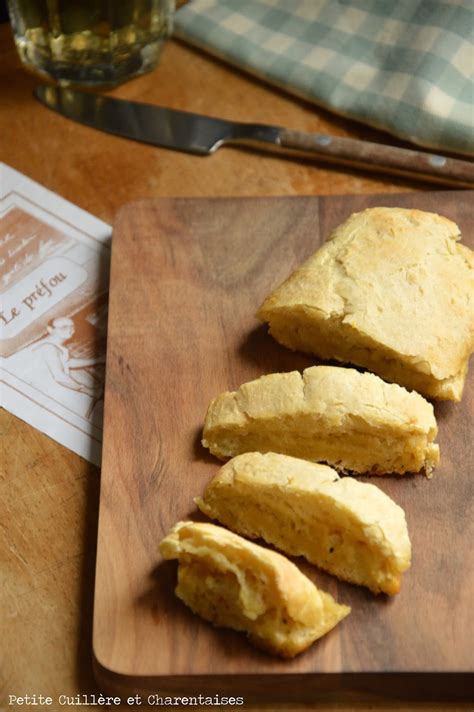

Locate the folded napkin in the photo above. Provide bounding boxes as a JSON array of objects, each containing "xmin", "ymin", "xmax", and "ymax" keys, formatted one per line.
[{"xmin": 174, "ymin": 0, "xmax": 473, "ymax": 156}]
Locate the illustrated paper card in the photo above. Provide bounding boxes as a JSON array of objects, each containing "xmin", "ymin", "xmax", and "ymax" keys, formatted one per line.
[{"xmin": 0, "ymin": 163, "xmax": 111, "ymax": 465}]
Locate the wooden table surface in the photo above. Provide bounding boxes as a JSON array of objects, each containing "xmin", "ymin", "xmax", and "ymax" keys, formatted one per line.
[{"xmin": 0, "ymin": 21, "xmax": 472, "ymax": 712}]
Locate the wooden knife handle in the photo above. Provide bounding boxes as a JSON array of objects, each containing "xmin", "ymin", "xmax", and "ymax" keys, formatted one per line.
[{"xmin": 278, "ymin": 128, "xmax": 474, "ymax": 187}]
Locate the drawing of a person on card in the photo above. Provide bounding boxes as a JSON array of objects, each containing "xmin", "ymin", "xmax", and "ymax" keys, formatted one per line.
[
  {"xmin": 34, "ymin": 315, "xmax": 103, "ymax": 385},
  {"xmin": 8, "ymin": 315, "xmax": 105, "ymax": 421}
]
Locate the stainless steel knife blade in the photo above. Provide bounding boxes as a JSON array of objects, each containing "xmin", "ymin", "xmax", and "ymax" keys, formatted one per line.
[
  {"xmin": 34, "ymin": 84, "xmax": 280, "ymax": 155},
  {"xmin": 34, "ymin": 85, "xmax": 474, "ymax": 187}
]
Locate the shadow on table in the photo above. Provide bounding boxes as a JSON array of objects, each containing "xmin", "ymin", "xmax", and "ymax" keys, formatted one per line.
[{"xmin": 76, "ymin": 460, "xmax": 101, "ymax": 694}]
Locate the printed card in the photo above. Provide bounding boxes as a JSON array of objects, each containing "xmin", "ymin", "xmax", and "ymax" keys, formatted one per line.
[{"xmin": 0, "ymin": 163, "xmax": 111, "ymax": 465}]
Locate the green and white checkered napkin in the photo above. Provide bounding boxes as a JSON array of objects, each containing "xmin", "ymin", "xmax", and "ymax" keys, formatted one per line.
[{"xmin": 174, "ymin": 0, "xmax": 473, "ymax": 155}]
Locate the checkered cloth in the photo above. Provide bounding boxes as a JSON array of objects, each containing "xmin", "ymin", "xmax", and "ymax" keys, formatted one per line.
[{"xmin": 174, "ymin": 0, "xmax": 473, "ymax": 156}]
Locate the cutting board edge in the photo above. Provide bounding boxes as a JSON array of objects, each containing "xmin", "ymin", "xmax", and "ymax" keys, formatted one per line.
[
  {"xmin": 111, "ymin": 189, "xmax": 473, "ymax": 223},
  {"xmin": 92, "ymin": 653, "xmax": 474, "ymax": 702}
]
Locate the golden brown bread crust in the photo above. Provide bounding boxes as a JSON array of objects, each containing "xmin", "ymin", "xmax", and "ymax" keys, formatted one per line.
[
  {"xmin": 159, "ymin": 521, "xmax": 350, "ymax": 658},
  {"xmin": 197, "ymin": 452, "xmax": 412, "ymax": 595},
  {"xmin": 202, "ymin": 365, "xmax": 439, "ymax": 475},
  {"xmin": 257, "ymin": 208, "xmax": 474, "ymax": 401}
]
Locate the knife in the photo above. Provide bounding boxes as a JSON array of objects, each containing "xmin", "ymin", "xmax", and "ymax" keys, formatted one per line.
[{"xmin": 34, "ymin": 85, "xmax": 474, "ymax": 188}]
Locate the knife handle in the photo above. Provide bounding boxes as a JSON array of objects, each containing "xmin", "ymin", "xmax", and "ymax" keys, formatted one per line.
[{"xmin": 278, "ymin": 128, "xmax": 474, "ymax": 188}]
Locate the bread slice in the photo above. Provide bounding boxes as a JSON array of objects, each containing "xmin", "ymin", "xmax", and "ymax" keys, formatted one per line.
[
  {"xmin": 159, "ymin": 521, "xmax": 350, "ymax": 658},
  {"xmin": 202, "ymin": 365, "xmax": 439, "ymax": 476},
  {"xmin": 197, "ymin": 452, "xmax": 412, "ymax": 595},
  {"xmin": 258, "ymin": 208, "xmax": 474, "ymax": 401}
]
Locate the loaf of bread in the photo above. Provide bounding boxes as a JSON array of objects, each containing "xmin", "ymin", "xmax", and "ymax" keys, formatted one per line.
[
  {"xmin": 258, "ymin": 208, "xmax": 474, "ymax": 401},
  {"xmin": 197, "ymin": 452, "xmax": 412, "ymax": 595},
  {"xmin": 159, "ymin": 521, "xmax": 350, "ymax": 658},
  {"xmin": 202, "ymin": 365, "xmax": 439, "ymax": 476}
]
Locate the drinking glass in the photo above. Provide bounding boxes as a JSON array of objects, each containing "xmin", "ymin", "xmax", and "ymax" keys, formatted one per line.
[{"xmin": 7, "ymin": 0, "xmax": 174, "ymax": 86}]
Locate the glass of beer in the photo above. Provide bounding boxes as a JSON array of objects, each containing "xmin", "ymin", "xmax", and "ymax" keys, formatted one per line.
[{"xmin": 7, "ymin": 0, "xmax": 175, "ymax": 86}]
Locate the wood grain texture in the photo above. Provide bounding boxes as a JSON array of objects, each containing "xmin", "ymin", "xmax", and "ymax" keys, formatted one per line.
[
  {"xmin": 94, "ymin": 191, "xmax": 474, "ymax": 699},
  {"xmin": 278, "ymin": 130, "xmax": 474, "ymax": 188},
  {"xmin": 0, "ymin": 409, "xmax": 101, "ymax": 700}
]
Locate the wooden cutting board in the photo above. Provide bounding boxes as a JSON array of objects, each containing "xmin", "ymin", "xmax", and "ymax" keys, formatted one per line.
[{"xmin": 94, "ymin": 192, "xmax": 474, "ymax": 700}]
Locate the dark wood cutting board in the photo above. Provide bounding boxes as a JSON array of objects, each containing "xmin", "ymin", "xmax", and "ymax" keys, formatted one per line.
[{"xmin": 94, "ymin": 192, "xmax": 474, "ymax": 700}]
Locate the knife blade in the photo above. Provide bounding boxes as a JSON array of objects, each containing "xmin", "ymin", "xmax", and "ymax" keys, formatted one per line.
[{"xmin": 34, "ymin": 85, "xmax": 474, "ymax": 188}]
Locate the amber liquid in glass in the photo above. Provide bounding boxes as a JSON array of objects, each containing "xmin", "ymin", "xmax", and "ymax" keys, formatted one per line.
[{"xmin": 7, "ymin": 0, "xmax": 173, "ymax": 85}]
